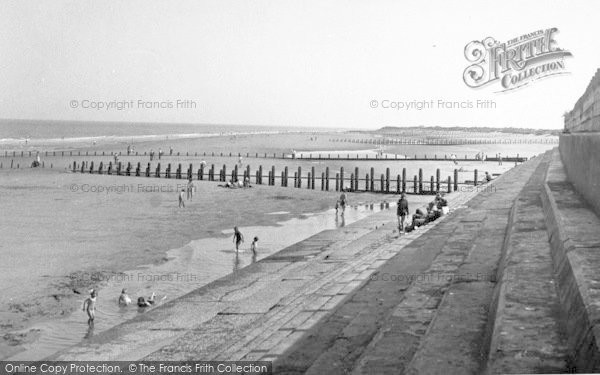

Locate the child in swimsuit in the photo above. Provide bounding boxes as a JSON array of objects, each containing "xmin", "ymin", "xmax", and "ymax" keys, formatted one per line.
[
  {"xmin": 137, "ymin": 292, "xmax": 156, "ymax": 307},
  {"xmin": 233, "ymin": 227, "xmax": 244, "ymax": 252},
  {"xmin": 82, "ymin": 289, "xmax": 97, "ymax": 325},
  {"xmin": 250, "ymin": 236, "xmax": 258, "ymax": 255},
  {"xmin": 118, "ymin": 288, "xmax": 131, "ymax": 306},
  {"xmin": 339, "ymin": 193, "xmax": 347, "ymax": 216}
]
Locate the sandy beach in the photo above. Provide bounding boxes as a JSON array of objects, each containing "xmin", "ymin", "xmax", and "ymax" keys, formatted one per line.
[
  {"xmin": 0, "ymin": 156, "xmax": 410, "ymax": 359},
  {"xmin": 0, "ymin": 129, "xmax": 557, "ymax": 359}
]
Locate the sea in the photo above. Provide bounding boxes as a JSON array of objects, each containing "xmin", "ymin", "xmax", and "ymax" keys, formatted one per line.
[{"xmin": 0, "ymin": 119, "xmax": 335, "ymax": 146}]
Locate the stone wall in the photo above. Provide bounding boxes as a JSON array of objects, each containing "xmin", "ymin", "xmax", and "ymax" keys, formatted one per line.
[
  {"xmin": 560, "ymin": 68, "xmax": 600, "ymax": 216},
  {"xmin": 559, "ymin": 133, "xmax": 600, "ymax": 216},
  {"xmin": 563, "ymin": 69, "xmax": 600, "ymax": 132}
]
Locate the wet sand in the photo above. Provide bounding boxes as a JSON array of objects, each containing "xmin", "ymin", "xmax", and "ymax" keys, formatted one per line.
[
  {"xmin": 7, "ymin": 202, "xmax": 401, "ymax": 360},
  {"xmin": 0, "ymin": 166, "xmax": 403, "ymax": 359}
]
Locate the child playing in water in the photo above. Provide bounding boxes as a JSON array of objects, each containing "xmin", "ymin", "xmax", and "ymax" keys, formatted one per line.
[
  {"xmin": 118, "ymin": 288, "xmax": 131, "ymax": 306},
  {"xmin": 137, "ymin": 292, "xmax": 156, "ymax": 307},
  {"xmin": 339, "ymin": 193, "xmax": 347, "ymax": 216},
  {"xmin": 233, "ymin": 227, "xmax": 244, "ymax": 252},
  {"xmin": 178, "ymin": 189, "xmax": 185, "ymax": 208},
  {"xmin": 250, "ymin": 236, "xmax": 258, "ymax": 255},
  {"xmin": 82, "ymin": 289, "xmax": 97, "ymax": 325}
]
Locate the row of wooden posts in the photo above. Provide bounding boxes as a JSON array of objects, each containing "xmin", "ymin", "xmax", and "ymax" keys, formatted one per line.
[
  {"xmin": 0, "ymin": 160, "xmax": 52, "ymax": 169},
  {"xmin": 330, "ymin": 137, "xmax": 558, "ymax": 145},
  {"xmin": 4, "ymin": 149, "xmax": 526, "ymax": 162},
  {"xmin": 72, "ymin": 160, "xmax": 487, "ymax": 194}
]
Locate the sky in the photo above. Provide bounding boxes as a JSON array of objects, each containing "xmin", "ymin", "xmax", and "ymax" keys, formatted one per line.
[{"xmin": 0, "ymin": 0, "xmax": 599, "ymax": 130}]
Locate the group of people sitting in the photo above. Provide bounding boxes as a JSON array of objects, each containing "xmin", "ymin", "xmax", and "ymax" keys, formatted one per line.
[
  {"xmin": 222, "ymin": 177, "xmax": 252, "ymax": 189},
  {"xmin": 397, "ymin": 192, "xmax": 448, "ymax": 233}
]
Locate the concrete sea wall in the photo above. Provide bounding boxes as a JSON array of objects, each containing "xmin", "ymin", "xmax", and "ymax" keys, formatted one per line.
[
  {"xmin": 559, "ymin": 133, "xmax": 600, "ymax": 216},
  {"xmin": 561, "ymin": 68, "xmax": 600, "ymax": 216}
]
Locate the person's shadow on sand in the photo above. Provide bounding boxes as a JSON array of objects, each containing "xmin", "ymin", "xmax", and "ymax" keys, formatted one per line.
[
  {"xmin": 233, "ymin": 252, "xmax": 241, "ymax": 272},
  {"xmin": 335, "ymin": 215, "xmax": 345, "ymax": 228},
  {"xmin": 84, "ymin": 322, "xmax": 94, "ymax": 339},
  {"xmin": 220, "ymin": 249, "xmax": 241, "ymax": 254}
]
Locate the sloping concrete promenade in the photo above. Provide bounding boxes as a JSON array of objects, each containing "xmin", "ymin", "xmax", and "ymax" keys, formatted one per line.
[
  {"xmin": 274, "ymin": 151, "xmax": 564, "ymax": 374},
  {"xmin": 50, "ymin": 149, "xmax": 600, "ymax": 374}
]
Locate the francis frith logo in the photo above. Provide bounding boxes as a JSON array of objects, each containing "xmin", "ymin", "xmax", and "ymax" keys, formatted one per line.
[{"xmin": 463, "ymin": 27, "xmax": 572, "ymax": 92}]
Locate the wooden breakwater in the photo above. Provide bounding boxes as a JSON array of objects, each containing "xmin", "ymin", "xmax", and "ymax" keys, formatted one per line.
[
  {"xmin": 0, "ymin": 160, "xmax": 53, "ymax": 169},
  {"xmin": 329, "ymin": 137, "xmax": 558, "ymax": 145},
  {"xmin": 2, "ymin": 149, "xmax": 527, "ymax": 163},
  {"xmin": 69, "ymin": 160, "xmax": 496, "ymax": 195}
]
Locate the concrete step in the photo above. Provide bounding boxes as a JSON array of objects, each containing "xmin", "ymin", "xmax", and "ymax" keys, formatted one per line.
[
  {"xmin": 484, "ymin": 151, "xmax": 571, "ymax": 374},
  {"xmin": 272, "ymin": 156, "xmax": 543, "ymax": 374},
  {"xmin": 401, "ymin": 156, "xmax": 545, "ymax": 375}
]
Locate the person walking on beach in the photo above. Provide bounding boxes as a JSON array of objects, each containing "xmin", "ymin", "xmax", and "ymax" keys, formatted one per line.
[
  {"xmin": 178, "ymin": 189, "xmax": 185, "ymax": 208},
  {"xmin": 339, "ymin": 192, "xmax": 347, "ymax": 216},
  {"xmin": 150, "ymin": 149, "xmax": 154, "ymax": 161},
  {"xmin": 187, "ymin": 178, "xmax": 194, "ymax": 200},
  {"xmin": 250, "ymin": 236, "xmax": 258, "ymax": 255},
  {"xmin": 82, "ymin": 289, "xmax": 97, "ymax": 325},
  {"xmin": 158, "ymin": 148, "xmax": 163, "ymax": 160},
  {"xmin": 397, "ymin": 193, "xmax": 409, "ymax": 232},
  {"xmin": 170, "ymin": 146, "xmax": 173, "ymax": 156},
  {"xmin": 233, "ymin": 227, "xmax": 244, "ymax": 252},
  {"xmin": 450, "ymin": 154, "xmax": 458, "ymax": 165},
  {"xmin": 498, "ymin": 153, "xmax": 503, "ymax": 165}
]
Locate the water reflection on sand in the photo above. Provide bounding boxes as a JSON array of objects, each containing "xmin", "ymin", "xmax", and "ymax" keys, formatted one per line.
[{"xmin": 8, "ymin": 202, "xmax": 389, "ymax": 360}]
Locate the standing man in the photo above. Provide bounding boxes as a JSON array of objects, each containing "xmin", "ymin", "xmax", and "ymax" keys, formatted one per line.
[
  {"xmin": 397, "ymin": 193, "xmax": 409, "ymax": 232},
  {"xmin": 187, "ymin": 178, "xmax": 194, "ymax": 200}
]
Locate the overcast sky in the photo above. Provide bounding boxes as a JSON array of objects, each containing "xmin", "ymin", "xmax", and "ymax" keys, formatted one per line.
[{"xmin": 1, "ymin": 0, "xmax": 598, "ymax": 129}]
